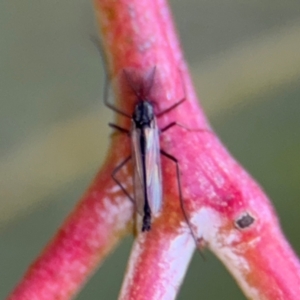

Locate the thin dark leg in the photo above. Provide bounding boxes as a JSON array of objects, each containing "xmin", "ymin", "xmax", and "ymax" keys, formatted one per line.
[
  {"xmin": 103, "ymin": 74, "xmax": 132, "ymax": 118},
  {"xmin": 111, "ymin": 156, "xmax": 135, "ymax": 204},
  {"xmin": 91, "ymin": 37, "xmax": 131, "ymax": 118},
  {"xmin": 160, "ymin": 149, "xmax": 202, "ymax": 251},
  {"xmin": 157, "ymin": 67, "xmax": 187, "ymax": 117},
  {"xmin": 160, "ymin": 121, "xmax": 178, "ymax": 133},
  {"xmin": 161, "ymin": 121, "xmax": 211, "ymax": 134},
  {"xmin": 109, "ymin": 123, "xmax": 129, "ymax": 134},
  {"xmin": 156, "ymin": 98, "xmax": 186, "ymax": 118}
]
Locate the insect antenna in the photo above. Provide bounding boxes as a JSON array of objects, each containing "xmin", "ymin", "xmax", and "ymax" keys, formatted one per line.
[
  {"xmin": 123, "ymin": 67, "xmax": 157, "ymax": 101},
  {"xmin": 142, "ymin": 66, "xmax": 157, "ymax": 98}
]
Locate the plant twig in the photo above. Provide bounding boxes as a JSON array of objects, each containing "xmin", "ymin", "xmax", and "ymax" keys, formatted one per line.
[{"xmin": 8, "ymin": 0, "xmax": 300, "ymax": 299}]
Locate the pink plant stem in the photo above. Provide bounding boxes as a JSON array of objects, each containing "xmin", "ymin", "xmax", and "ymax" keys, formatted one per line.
[
  {"xmin": 8, "ymin": 152, "xmax": 134, "ymax": 300},
  {"xmin": 8, "ymin": 0, "xmax": 300, "ymax": 299},
  {"xmin": 96, "ymin": 0, "xmax": 300, "ymax": 298}
]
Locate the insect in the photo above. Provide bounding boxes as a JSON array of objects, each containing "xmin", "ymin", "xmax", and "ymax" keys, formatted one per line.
[{"xmin": 105, "ymin": 68, "xmax": 186, "ymax": 232}]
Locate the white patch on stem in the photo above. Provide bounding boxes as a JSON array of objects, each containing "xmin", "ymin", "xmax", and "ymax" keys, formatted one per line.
[{"xmin": 190, "ymin": 207, "xmax": 262, "ymax": 299}]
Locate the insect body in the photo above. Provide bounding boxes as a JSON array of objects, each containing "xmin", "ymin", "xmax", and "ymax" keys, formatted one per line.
[
  {"xmin": 131, "ymin": 101, "xmax": 162, "ymax": 231},
  {"xmin": 105, "ymin": 68, "xmax": 185, "ymax": 232}
]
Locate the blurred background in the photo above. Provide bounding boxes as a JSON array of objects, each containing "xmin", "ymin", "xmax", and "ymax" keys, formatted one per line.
[{"xmin": 1, "ymin": 0, "xmax": 300, "ymax": 299}]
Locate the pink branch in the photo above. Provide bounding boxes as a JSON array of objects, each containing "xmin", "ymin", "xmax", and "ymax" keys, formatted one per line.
[
  {"xmin": 8, "ymin": 0, "xmax": 300, "ymax": 299},
  {"xmin": 8, "ymin": 155, "xmax": 134, "ymax": 299}
]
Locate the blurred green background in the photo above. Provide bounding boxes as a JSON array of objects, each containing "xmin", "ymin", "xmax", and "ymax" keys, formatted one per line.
[{"xmin": 1, "ymin": 0, "xmax": 300, "ymax": 299}]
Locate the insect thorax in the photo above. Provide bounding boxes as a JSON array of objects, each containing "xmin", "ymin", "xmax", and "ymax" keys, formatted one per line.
[{"xmin": 133, "ymin": 101, "xmax": 154, "ymax": 127}]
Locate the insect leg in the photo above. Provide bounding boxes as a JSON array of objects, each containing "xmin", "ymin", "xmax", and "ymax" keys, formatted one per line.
[
  {"xmin": 91, "ymin": 37, "xmax": 131, "ymax": 118},
  {"xmin": 160, "ymin": 121, "xmax": 178, "ymax": 133},
  {"xmin": 156, "ymin": 66, "xmax": 188, "ymax": 117},
  {"xmin": 103, "ymin": 73, "xmax": 132, "ymax": 118},
  {"xmin": 109, "ymin": 123, "xmax": 129, "ymax": 134},
  {"xmin": 160, "ymin": 149, "xmax": 201, "ymax": 249},
  {"xmin": 111, "ymin": 156, "xmax": 135, "ymax": 204},
  {"xmin": 156, "ymin": 98, "xmax": 186, "ymax": 118},
  {"xmin": 160, "ymin": 121, "xmax": 211, "ymax": 134}
]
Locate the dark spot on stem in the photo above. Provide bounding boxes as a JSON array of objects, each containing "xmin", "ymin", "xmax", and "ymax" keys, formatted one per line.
[{"xmin": 235, "ymin": 212, "xmax": 255, "ymax": 229}]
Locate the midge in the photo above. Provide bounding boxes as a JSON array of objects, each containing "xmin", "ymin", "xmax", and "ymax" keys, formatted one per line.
[{"xmin": 105, "ymin": 68, "xmax": 185, "ymax": 232}]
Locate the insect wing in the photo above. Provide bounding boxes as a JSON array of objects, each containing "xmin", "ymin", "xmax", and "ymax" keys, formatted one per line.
[
  {"xmin": 131, "ymin": 119, "xmax": 163, "ymax": 217},
  {"xmin": 131, "ymin": 123, "xmax": 146, "ymax": 216},
  {"xmin": 145, "ymin": 118, "xmax": 162, "ymax": 215}
]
